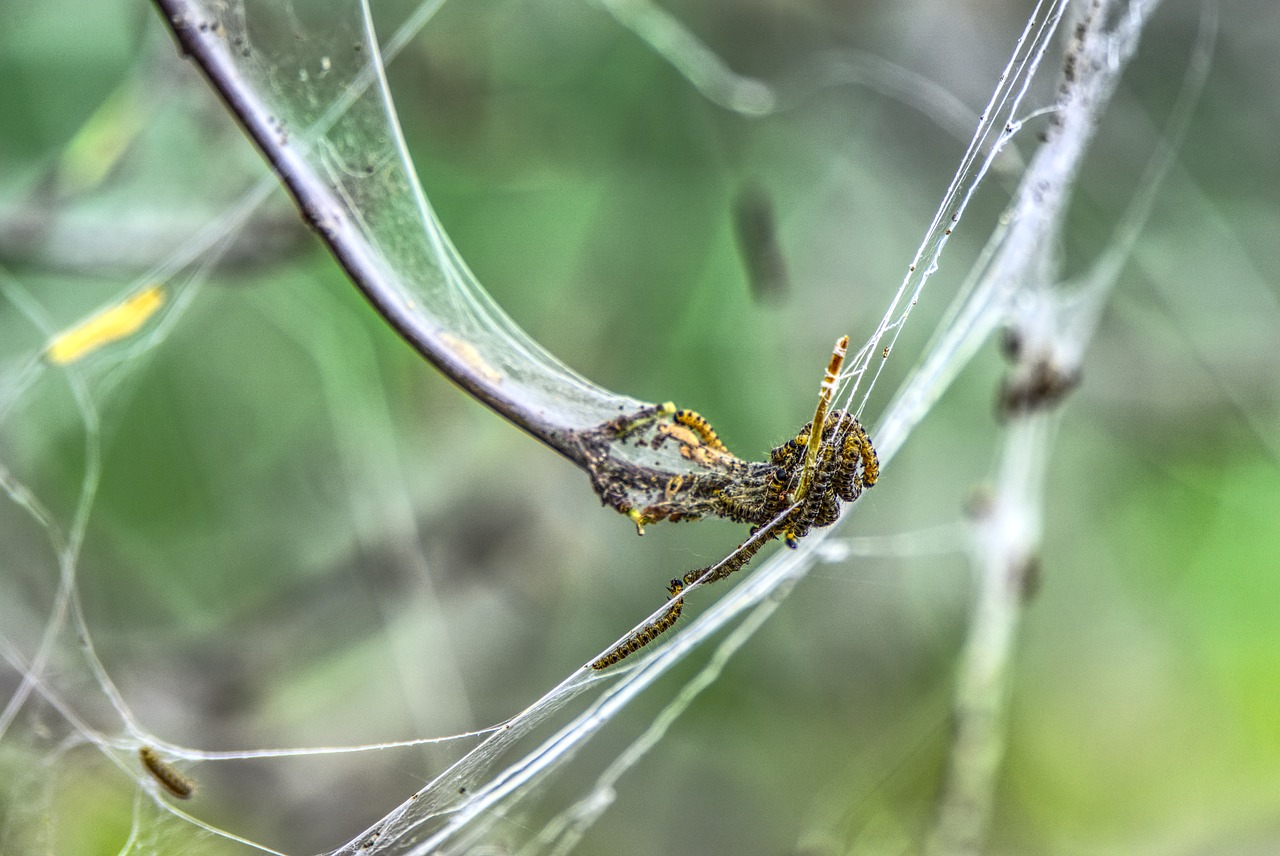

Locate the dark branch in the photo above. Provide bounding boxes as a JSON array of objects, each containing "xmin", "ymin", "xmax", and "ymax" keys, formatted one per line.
[{"xmin": 150, "ymin": 0, "xmax": 586, "ymax": 461}]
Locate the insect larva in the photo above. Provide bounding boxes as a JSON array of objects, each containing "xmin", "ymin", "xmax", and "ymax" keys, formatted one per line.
[
  {"xmin": 139, "ymin": 746, "xmax": 196, "ymax": 799},
  {"xmin": 590, "ymin": 580, "xmax": 686, "ymax": 670},
  {"xmin": 673, "ymin": 408, "xmax": 728, "ymax": 452},
  {"xmin": 439, "ymin": 331, "xmax": 503, "ymax": 385},
  {"xmin": 732, "ymin": 184, "xmax": 790, "ymax": 304},
  {"xmin": 587, "ymin": 336, "xmax": 879, "ymax": 667},
  {"xmin": 46, "ymin": 284, "xmax": 166, "ymax": 366}
]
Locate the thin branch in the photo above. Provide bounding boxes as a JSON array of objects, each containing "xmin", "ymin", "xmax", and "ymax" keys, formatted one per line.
[
  {"xmin": 923, "ymin": 1, "xmax": 1211, "ymax": 852},
  {"xmin": 151, "ymin": 0, "xmax": 588, "ymax": 459}
]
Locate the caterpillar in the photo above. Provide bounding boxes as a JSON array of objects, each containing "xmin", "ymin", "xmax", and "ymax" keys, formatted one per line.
[{"xmin": 139, "ymin": 746, "xmax": 196, "ymax": 799}]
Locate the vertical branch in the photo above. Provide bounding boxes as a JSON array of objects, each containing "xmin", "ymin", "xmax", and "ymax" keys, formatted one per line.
[
  {"xmin": 797, "ymin": 335, "xmax": 848, "ymax": 500},
  {"xmin": 925, "ymin": 417, "xmax": 1050, "ymax": 856},
  {"xmin": 922, "ymin": 0, "xmax": 1187, "ymax": 852}
]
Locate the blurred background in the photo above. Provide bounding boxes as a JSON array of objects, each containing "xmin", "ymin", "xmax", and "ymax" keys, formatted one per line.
[{"xmin": 1, "ymin": 0, "xmax": 1279, "ymax": 853}]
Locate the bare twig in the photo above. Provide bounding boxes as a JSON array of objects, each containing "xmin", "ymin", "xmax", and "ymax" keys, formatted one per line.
[
  {"xmin": 923, "ymin": 1, "xmax": 1214, "ymax": 852},
  {"xmin": 151, "ymin": 0, "xmax": 615, "ymax": 462}
]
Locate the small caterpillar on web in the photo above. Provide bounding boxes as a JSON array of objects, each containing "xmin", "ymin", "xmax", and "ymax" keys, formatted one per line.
[
  {"xmin": 46, "ymin": 284, "xmax": 166, "ymax": 365},
  {"xmin": 139, "ymin": 746, "xmax": 196, "ymax": 799}
]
